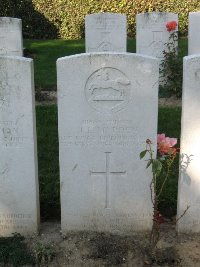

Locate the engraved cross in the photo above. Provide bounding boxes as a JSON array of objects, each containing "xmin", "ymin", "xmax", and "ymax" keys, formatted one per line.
[{"xmin": 90, "ymin": 152, "xmax": 126, "ymax": 209}]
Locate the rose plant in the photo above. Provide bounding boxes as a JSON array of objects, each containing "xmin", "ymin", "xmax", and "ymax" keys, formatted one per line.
[
  {"xmin": 140, "ymin": 134, "xmax": 179, "ymax": 254},
  {"xmin": 160, "ymin": 20, "xmax": 183, "ymax": 98}
]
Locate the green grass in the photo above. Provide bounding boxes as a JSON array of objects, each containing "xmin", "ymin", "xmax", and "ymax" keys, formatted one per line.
[
  {"xmin": 36, "ymin": 105, "xmax": 60, "ymax": 221},
  {"xmin": 24, "ymin": 39, "xmax": 136, "ymax": 89},
  {"xmin": 24, "ymin": 38, "xmax": 187, "ymax": 90},
  {"xmin": 24, "ymin": 39, "xmax": 85, "ymax": 89},
  {"xmin": 0, "ymin": 234, "xmax": 34, "ymax": 266},
  {"xmin": 179, "ymin": 37, "xmax": 188, "ymax": 58},
  {"xmin": 158, "ymin": 107, "xmax": 182, "ymax": 217},
  {"xmin": 36, "ymin": 105, "xmax": 181, "ymax": 220}
]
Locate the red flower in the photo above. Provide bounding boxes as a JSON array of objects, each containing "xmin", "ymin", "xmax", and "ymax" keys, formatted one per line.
[{"xmin": 166, "ymin": 21, "xmax": 177, "ymax": 32}]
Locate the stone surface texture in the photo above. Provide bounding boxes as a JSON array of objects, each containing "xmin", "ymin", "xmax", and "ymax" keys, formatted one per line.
[
  {"xmin": 0, "ymin": 17, "xmax": 23, "ymax": 56},
  {"xmin": 136, "ymin": 12, "xmax": 178, "ymax": 60},
  {"xmin": 85, "ymin": 13, "xmax": 127, "ymax": 52},
  {"xmin": 57, "ymin": 52, "xmax": 159, "ymax": 234},
  {"xmin": 0, "ymin": 56, "xmax": 39, "ymax": 236},
  {"xmin": 177, "ymin": 55, "xmax": 200, "ymax": 233},
  {"xmin": 188, "ymin": 12, "xmax": 200, "ymax": 55}
]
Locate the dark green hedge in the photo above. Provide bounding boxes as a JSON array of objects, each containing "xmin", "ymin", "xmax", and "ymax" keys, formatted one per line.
[
  {"xmin": 1, "ymin": 0, "xmax": 200, "ymax": 39},
  {"xmin": 0, "ymin": 0, "xmax": 58, "ymax": 39}
]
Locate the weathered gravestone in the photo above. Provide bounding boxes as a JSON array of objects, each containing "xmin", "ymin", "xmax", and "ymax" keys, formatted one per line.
[
  {"xmin": 136, "ymin": 12, "xmax": 178, "ymax": 60},
  {"xmin": 0, "ymin": 17, "xmax": 23, "ymax": 56},
  {"xmin": 0, "ymin": 56, "xmax": 39, "ymax": 236},
  {"xmin": 188, "ymin": 12, "xmax": 200, "ymax": 55},
  {"xmin": 177, "ymin": 55, "xmax": 200, "ymax": 233},
  {"xmin": 85, "ymin": 13, "xmax": 127, "ymax": 52},
  {"xmin": 57, "ymin": 53, "xmax": 159, "ymax": 233}
]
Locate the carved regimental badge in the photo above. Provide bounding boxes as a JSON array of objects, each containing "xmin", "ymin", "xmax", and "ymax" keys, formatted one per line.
[{"xmin": 85, "ymin": 67, "xmax": 131, "ymax": 112}]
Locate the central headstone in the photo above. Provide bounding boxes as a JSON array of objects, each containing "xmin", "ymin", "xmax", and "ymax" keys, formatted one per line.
[
  {"xmin": 0, "ymin": 56, "xmax": 39, "ymax": 236},
  {"xmin": 0, "ymin": 17, "xmax": 23, "ymax": 56},
  {"xmin": 57, "ymin": 53, "xmax": 159, "ymax": 233},
  {"xmin": 85, "ymin": 13, "xmax": 127, "ymax": 52}
]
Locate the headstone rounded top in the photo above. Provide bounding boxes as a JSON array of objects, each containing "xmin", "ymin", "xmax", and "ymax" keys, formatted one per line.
[
  {"xmin": 137, "ymin": 12, "xmax": 177, "ymax": 16},
  {"xmin": 0, "ymin": 17, "xmax": 22, "ymax": 25},
  {"xmin": 136, "ymin": 12, "xmax": 178, "ymax": 22},
  {"xmin": 0, "ymin": 55, "xmax": 32, "ymax": 62},
  {"xmin": 184, "ymin": 54, "xmax": 200, "ymax": 61},
  {"xmin": 189, "ymin": 11, "xmax": 200, "ymax": 16},
  {"xmin": 86, "ymin": 13, "xmax": 126, "ymax": 19},
  {"xmin": 57, "ymin": 52, "xmax": 159, "ymax": 64}
]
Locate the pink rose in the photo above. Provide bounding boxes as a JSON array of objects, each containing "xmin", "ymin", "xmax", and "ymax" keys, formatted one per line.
[
  {"xmin": 157, "ymin": 134, "xmax": 177, "ymax": 155},
  {"xmin": 157, "ymin": 133, "xmax": 166, "ymax": 143},
  {"xmin": 165, "ymin": 137, "xmax": 177, "ymax": 147}
]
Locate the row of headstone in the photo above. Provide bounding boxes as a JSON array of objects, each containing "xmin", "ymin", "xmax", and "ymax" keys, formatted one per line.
[
  {"xmin": 85, "ymin": 12, "xmax": 178, "ymax": 60},
  {"xmin": 2, "ymin": 51, "xmax": 200, "ymax": 236},
  {"xmin": 58, "ymin": 54, "xmax": 200, "ymax": 234},
  {"xmin": 56, "ymin": 11, "xmax": 200, "ymax": 234},
  {"xmin": 1, "ymin": 12, "xmax": 200, "ymax": 237},
  {"xmin": 1, "ymin": 12, "xmax": 200, "ymax": 57},
  {"xmin": 85, "ymin": 11, "xmax": 200, "ymax": 57}
]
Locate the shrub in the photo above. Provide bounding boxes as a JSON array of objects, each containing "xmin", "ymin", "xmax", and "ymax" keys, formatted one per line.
[{"xmin": 1, "ymin": 0, "xmax": 200, "ymax": 39}]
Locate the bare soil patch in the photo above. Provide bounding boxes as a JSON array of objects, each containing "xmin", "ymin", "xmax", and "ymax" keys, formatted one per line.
[{"xmin": 21, "ymin": 221, "xmax": 200, "ymax": 267}]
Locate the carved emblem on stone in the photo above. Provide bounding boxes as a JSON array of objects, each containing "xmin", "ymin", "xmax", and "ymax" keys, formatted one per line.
[{"xmin": 85, "ymin": 67, "xmax": 131, "ymax": 112}]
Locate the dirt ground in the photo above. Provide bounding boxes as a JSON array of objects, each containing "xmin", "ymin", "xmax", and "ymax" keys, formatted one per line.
[{"xmin": 24, "ymin": 220, "xmax": 200, "ymax": 267}]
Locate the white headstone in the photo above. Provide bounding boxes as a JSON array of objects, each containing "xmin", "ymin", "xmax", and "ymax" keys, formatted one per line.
[
  {"xmin": 85, "ymin": 13, "xmax": 127, "ymax": 52},
  {"xmin": 0, "ymin": 17, "xmax": 23, "ymax": 56},
  {"xmin": 57, "ymin": 53, "xmax": 159, "ymax": 234},
  {"xmin": 177, "ymin": 55, "xmax": 200, "ymax": 233},
  {"xmin": 0, "ymin": 56, "xmax": 39, "ymax": 236},
  {"xmin": 188, "ymin": 12, "xmax": 200, "ymax": 55},
  {"xmin": 136, "ymin": 12, "xmax": 178, "ymax": 59}
]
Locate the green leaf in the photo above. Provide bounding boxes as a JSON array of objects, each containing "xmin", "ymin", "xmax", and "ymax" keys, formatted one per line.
[
  {"xmin": 152, "ymin": 160, "xmax": 162, "ymax": 176},
  {"xmin": 146, "ymin": 160, "xmax": 153, "ymax": 169},
  {"xmin": 140, "ymin": 150, "xmax": 147, "ymax": 159}
]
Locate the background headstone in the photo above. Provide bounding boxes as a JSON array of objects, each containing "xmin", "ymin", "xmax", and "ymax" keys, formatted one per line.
[
  {"xmin": 177, "ymin": 55, "xmax": 200, "ymax": 233},
  {"xmin": 57, "ymin": 53, "xmax": 159, "ymax": 234},
  {"xmin": 0, "ymin": 17, "xmax": 23, "ymax": 56},
  {"xmin": 188, "ymin": 12, "xmax": 200, "ymax": 55},
  {"xmin": 0, "ymin": 56, "xmax": 39, "ymax": 236},
  {"xmin": 85, "ymin": 13, "xmax": 127, "ymax": 52},
  {"xmin": 136, "ymin": 12, "xmax": 178, "ymax": 60}
]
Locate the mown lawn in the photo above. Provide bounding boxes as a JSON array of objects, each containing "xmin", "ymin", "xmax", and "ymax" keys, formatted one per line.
[{"xmin": 24, "ymin": 38, "xmax": 187, "ymax": 90}]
